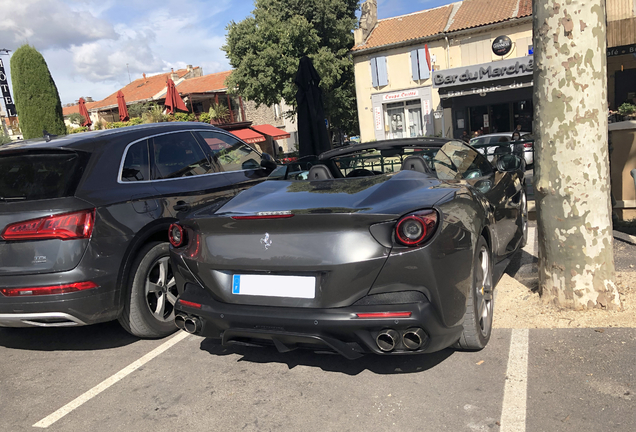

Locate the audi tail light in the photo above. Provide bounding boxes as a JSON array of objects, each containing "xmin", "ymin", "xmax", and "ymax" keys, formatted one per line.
[
  {"xmin": 1, "ymin": 281, "xmax": 99, "ymax": 297},
  {"xmin": 1, "ymin": 209, "xmax": 95, "ymax": 241},
  {"xmin": 395, "ymin": 210, "xmax": 438, "ymax": 246},
  {"xmin": 523, "ymin": 142, "xmax": 533, "ymax": 148},
  {"xmin": 169, "ymin": 223, "xmax": 186, "ymax": 247}
]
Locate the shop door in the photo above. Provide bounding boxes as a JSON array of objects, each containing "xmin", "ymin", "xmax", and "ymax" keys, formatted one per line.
[
  {"xmin": 469, "ymin": 106, "xmax": 489, "ymax": 135},
  {"xmin": 491, "ymin": 103, "xmax": 511, "ymax": 133},
  {"xmin": 513, "ymin": 100, "xmax": 533, "ymax": 132},
  {"xmin": 406, "ymin": 105, "xmax": 423, "ymax": 137}
]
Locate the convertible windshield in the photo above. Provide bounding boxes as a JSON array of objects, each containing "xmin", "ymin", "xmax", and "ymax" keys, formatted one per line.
[{"xmin": 330, "ymin": 141, "xmax": 492, "ymax": 180}]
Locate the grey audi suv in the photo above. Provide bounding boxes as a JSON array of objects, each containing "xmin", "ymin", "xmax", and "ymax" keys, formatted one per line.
[{"xmin": 0, "ymin": 122, "xmax": 274, "ymax": 337}]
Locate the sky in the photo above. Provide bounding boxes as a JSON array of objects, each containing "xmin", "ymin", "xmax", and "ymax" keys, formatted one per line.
[{"xmin": 0, "ymin": 0, "xmax": 456, "ymax": 106}]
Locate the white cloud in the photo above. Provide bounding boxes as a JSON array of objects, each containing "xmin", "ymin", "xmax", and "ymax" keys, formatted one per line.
[
  {"xmin": 0, "ymin": 0, "xmax": 116, "ymax": 51},
  {"xmin": 1, "ymin": 0, "xmax": 251, "ymax": 104}
]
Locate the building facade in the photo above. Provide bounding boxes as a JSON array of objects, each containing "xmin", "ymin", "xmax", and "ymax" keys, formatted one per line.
[{"xmin": 352, "ymin": 0, "xmax": 635, "ymax": 141}]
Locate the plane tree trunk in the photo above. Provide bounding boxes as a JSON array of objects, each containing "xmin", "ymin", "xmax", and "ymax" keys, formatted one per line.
[{"xmin": 533, "ymin": 0, "xmax": 621, "ymax": 309}]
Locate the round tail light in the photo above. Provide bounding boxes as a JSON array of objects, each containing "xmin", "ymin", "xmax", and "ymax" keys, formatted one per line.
[
  {"xmin": 169, "ymin": 223, "xmax": 186, "ymax": 247},
  {"xmin": 395, "ymin": 210, "xmax": 438, "ymax": 246}
]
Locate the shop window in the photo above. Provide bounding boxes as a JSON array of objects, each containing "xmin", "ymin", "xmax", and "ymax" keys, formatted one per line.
[
  {"xmin": 370, "ymin": 56, "xmax": 388, "ymax": 87},
  {"xmin": 410, "ymin": 48, "xmax": 430, "ymax": 81},
  {"xmin": 384, "ymin": 100, "xmax": 424, "ymax": 139}
]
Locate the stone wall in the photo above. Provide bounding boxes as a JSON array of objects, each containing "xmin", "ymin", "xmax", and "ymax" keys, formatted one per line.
[{"xmin": 244, "ymin": 100, "xmax": 298, "ymax": 154}]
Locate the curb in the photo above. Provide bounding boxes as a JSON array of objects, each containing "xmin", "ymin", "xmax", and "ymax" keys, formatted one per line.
[{"xmin": 613, "ymin": 230, "xmax": 636, "ymax": 246}]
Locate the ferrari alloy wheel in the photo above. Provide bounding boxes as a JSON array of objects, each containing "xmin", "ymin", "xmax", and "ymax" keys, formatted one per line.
[
  {"xmin": 455, "ymin": 236, "xmax": 493, "ymax": 350},
  {"xmin": 520, "ymin": 190, "xmax": 528, "ymax": 248},
  {"xmin": 118, "ymin": 241, "xmax": 179, "ymax": 338}
]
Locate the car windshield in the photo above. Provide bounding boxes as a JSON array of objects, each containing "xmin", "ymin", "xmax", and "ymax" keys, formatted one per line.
[{"xmin": 0, "ymin": 150, "xmax": 88, "ymax": 201}]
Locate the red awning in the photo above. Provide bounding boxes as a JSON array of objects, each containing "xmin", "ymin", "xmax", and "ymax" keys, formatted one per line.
[
  {"xmin": 251, "ymin": 124, "xmax": 291, "ymax": 140},
  {"xmin": 230, "ymin": 128, "xmax": 266, "ymax": 144}
]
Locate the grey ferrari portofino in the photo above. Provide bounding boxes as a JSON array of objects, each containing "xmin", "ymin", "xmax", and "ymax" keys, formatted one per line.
[{"xmin": 170, "ymin": 138, "xmax": 528, "ymax": 358}]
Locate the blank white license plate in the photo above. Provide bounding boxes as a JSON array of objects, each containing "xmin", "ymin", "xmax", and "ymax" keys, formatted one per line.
[{"xmin": 231, "ymin": 275, "xmax": 315, "ymax": 299}]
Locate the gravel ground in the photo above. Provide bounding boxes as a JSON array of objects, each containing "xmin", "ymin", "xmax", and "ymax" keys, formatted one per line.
[{"xmin": 494, "ymin": 221, "xmax": 636, "ymax": 329}]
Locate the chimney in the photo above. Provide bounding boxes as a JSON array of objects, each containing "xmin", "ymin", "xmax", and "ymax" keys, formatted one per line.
[
  {"xmin": 171, "ymin": 68, "xmax": 179, "ymax": 81},
  {"xmin": 143, "ymin": 73, "xmax": 147, "ymax": 82},
  {"xmin": 186, "ymin": 64, "xmax": 193, "ymax": 72},
  {"xmin": 357, "ymin": 0, "xmax": 378, "ymax": 45},
  {"xmin": 85, "ymin": 96, "xmax": 93, "ymax": 102}
]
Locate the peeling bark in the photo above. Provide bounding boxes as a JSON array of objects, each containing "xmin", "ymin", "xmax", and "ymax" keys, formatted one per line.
[{"xmin": 533, "ymin": 0, "xmax": 621, "ymax": 310}]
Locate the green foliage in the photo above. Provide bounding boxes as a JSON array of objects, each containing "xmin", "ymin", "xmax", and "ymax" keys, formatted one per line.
[
  {"xmin": 10, "ymin": 45, "xmax": 66, "ymax": 139},
  {"xmin": 173, "ymin": 112, "xmax": 196, "ymax": 122},
  {"xmin": 94, "ymin": 119, "xmax": 105, "ymax": 130},
  {"xmin": 67, "ymin": 126, "xmax": 88, "ymax": 134},
  {"xmin": 223, "ymin": 0, "xmax": 360, "ymax": 135},
  {"xmin": 0, "ymin": 130, "xmax": 12, "ymax": 145},
  {"xmin": 106, "ymin": 117, "xmax": 144, "ymax": 129},
  {"xmin": 618, "ymin": 103, "xmax": 636, "ymax": 116},
  {"xmin": 142, "ymin": 104, "xmax": 166, "ymax": 123},
  {"xmin": 198, "ymin": 112, "xmax": 211, "ymax": 124},
  {"xmin": 209, "ymin": 102, "xmax": 230, "ymax": 122},
  {"xmin": 67, "ymin": 112, "xmax": 85, "ymax": 126}
]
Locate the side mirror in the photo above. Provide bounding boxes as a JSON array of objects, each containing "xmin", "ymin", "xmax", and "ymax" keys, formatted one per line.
[
  {"xmin": 260, "ymin": 153, "xmax": 277, "ymax": 172},
  {"xmin": 496, "ymin": 154, "xmax": 524, "ymax": 172}
]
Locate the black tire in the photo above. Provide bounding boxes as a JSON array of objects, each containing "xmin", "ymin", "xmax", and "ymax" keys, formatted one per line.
[
  {"xmin": 519, "ymin": 190, "xmax": 528, "ymax": 248},
  {"xmin": 455, "ymin": 236, "xmax": 493, "ymax": 350},
  {"xmin": 118, "ymin": 241, "xmax": 179, "ymax": 338}
]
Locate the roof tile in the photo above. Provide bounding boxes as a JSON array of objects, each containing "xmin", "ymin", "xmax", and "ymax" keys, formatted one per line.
[
  {"xmin": 90, "ymin": 68, "xmax": 192, "ymax": 110},
  {"xmin": 517, "ymin": 0, "xmax": 532, "ymax": 18},
  {"xmin": 175, "ymin": 70, "xmax": 232, "ymax": 94},
  {"xmin": 446, "ymin": 0, "xmax": 521, "ymax": 32},
  {"xmin": 63, "ymin": 101, "xmax": 98, "ymax": 116},
  {"xmin": 352, "ymin": 5, "xmax": 453, "ymax": 51}
]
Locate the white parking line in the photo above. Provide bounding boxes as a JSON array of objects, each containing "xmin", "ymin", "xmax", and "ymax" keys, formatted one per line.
[
  {"xmin": 500, "ymin": 328, "xmax": 530, "ymax": 432},
  {"xmin": 524, "ymin": 225, "xmax": 538, "ymax": 258},
  {"xmin": 33, "ymin": 331, "xmax": 190, "ymax": 429}
]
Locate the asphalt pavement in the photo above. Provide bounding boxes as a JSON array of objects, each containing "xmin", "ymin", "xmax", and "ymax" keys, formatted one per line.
[{"xmin": 0, "ymin": 224, "xmax": 634, "ymax": 432}]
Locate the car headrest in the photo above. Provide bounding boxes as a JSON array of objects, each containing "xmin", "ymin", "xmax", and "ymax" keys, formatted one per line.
[
  {"xmin": 307, "ymin": 165, "xmax": 333, "ymax": 180},
  {"xmin": 401, "ymin": 155, "xmax": 430, "ymax": 174}
]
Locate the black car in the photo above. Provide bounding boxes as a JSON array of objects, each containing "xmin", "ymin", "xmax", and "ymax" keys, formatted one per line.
[
  {"xmin": 170, "ymin": 138, "xmax": 528, "ymax": 358},
  {"xmin": 0, "ymin": 122, "xmax": 275, "ymax": 337}
]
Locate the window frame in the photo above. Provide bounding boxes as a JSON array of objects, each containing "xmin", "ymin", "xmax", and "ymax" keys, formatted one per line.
[
  {"xmin": 193, "ymin": 130, "xmax": 264, "ymax": 174},
  {"xmin": 117, "ymin": 130, "xmax": 223, "ymax": 184}
]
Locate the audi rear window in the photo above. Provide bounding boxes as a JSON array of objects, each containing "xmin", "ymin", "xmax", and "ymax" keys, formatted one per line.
[{"xmin": 0, "ymin": 150, "xmax": 89, "ymax": 201}]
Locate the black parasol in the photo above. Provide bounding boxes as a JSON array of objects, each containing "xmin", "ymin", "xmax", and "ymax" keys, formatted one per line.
[{"xmin": 294, "ymin": 56, "xmax": 331, "ymax": 158}]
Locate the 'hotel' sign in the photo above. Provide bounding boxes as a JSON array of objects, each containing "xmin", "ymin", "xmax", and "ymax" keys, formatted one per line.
[{"xmin": 0, "ymin": 59, "xmax": 17, "ymax": 117}]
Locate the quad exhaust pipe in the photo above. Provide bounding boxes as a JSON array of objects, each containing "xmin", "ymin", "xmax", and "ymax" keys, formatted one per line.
[
  {"xmin": 175, "ymin": 314, "xmax": 186, "ymax": 329},
  {"xmin": 376, "ymin": 329, "xmax": 400, "ymax": 352},
  {"xmin": 402, "ymin": 327, "xmax": 427, "ymax": 350},
  {"xmin": 376, "ymin": 327, "xmax": 428, "ymax": 352},
  {"xmin": 175, "ymin": 314, "xmax": 201, "ymax": 334}
]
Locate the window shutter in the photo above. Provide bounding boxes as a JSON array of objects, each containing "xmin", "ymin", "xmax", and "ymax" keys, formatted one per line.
[
  {"xmin": 411, "ymin": 50, "xmax": 420, "ymax": 81},
  {"xmin": 418, "ymin": 48, "xmax": 429, "ymax": 80},
  {"xmin": 377, "ymin": 56, "xmax": 388, "ymax": 86},
  {"xmin": 370, "ymin": 57, "xmax": 379, "ymax": 87}
]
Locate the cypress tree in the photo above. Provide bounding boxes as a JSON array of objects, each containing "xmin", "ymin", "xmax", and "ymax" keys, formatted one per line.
[{"xmin": 10, "ymin": 45, "xmax": 66, "ymax": 139}]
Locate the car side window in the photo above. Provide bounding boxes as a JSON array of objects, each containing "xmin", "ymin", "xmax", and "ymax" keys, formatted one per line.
[
  {"xmin": 151, "ymin": 132, "xmax": 215, "ymax": 180},
  {"xmin": 436, "ymin": 141, "xmax": 493, "ymax": 180},
  {"xmin": 121, "ymin": 140, "xmax": 150, "ymax": 182},
  {"xmin": 196, "ymin": 131, "xmax": 262, "ymax": 172}
]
